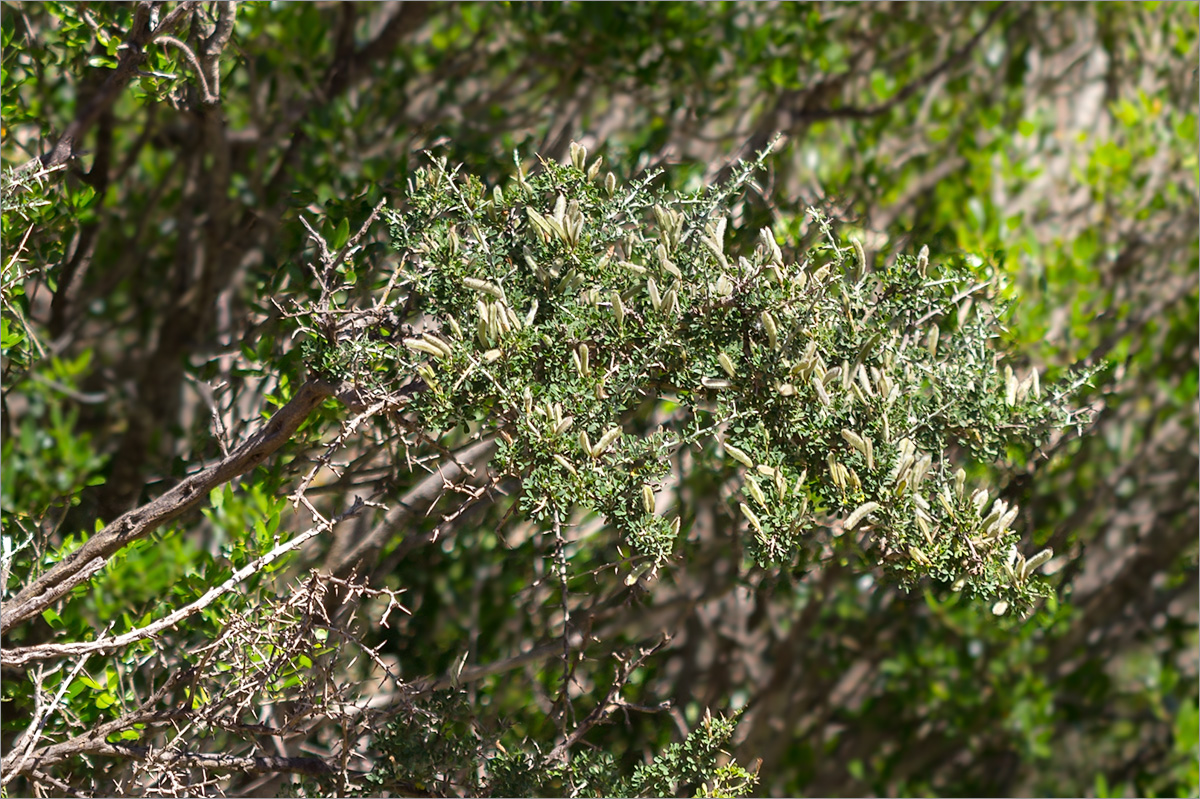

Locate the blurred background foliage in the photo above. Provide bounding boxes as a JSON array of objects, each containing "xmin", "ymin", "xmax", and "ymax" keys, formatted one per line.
[{"xmin": 2, "ymin": 2, "xmax": 1196, "ymax": 796}]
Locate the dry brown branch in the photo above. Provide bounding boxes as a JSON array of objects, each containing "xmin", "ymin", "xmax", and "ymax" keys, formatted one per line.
[{"xmin": 2, "ymin": 379, "xmax": 339, "ymax": 634}]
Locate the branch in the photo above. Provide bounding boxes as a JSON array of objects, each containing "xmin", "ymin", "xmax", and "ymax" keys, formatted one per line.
[
  {"xmin": 13, "ymin": 1, "xmax": 198, "ymax": 181},
  {"xmin": 1, "ymin": 379, "xmax": 338, "ymax": 635},
  {"xmin": 2, "ymin": 501, "xmax": 370, "ymax": 668}
]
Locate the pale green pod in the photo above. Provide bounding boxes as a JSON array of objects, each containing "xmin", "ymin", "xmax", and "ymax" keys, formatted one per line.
[
  {"xmin": 844, "ymin": 501, "xmax": 880, "ymax": 530},
  {"xmin": 718, "ymin": 352, "xmax": 736, "ymax": 379},
  {"xmin": 611, "ymin": 291, "xmax": 626, "ymax": 329},
  {"xmin": 1004, "ymin": 365, "xmax": 1017, "ymax": 406},
  {"xmin": 554, "ymin": 454, "xmax": 578, "ymax": 477},
  {"xmin": 403, "ymin": 338, "xmax": 447, "ymax": 359},
  {"xmin": 642, "ymin": 484, "xmax": 657, "ymax": 515},
  {"xmin": 745, "ymin": 477, "xmax": 768, "ymax": 509},
  {"xmin": 917, "ymin": 244, "xmax": 929, "ymax": 277},
  {"xmin": 554, "ymin": 417, "xmax": 575, "ymax": 436},
  {"xmin": 605, "ymin": 172, "xmax": 617, "ymax": 196},
  {"xmin": 463, "ymin": 276, "xmax": 506, "ymax": 301},
  {"xmin": 739, "ymin": 502, "xmax": 764, "ymax": 532},
  {"xmin": 724, "ymin": 443, "xmax": 755, "ymax": 468},
  {"xmin": 592, "ymin": 426, "xmax": 622, "ymax": 456},
  {"xmin": 648, "ymin": 276, "xmax": 661, "ymax": 310},
  {"xmin": 761, "ymin": 311, "xmax": 779, "ymax": 350}
]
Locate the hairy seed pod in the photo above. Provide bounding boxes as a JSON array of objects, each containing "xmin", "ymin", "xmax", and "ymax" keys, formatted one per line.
[
  {"xmin": 739, "ymin": 503, "xmax": 763, "ymax": 532},
  {"xmin": 777, "ymin": 383, "xmax": 796, "ymax": 396},
  {"xmin": 844, "ymin": 501, "xmax": 880, "ymax": 531},
  {"xmin": 554, "ymin": 454, "xmax": 578, "ymax": 476},
  {"xmin": 864, "ymin": 437, "xmax": 874, "ymax": 471},
  {"xmin": 970, "ymin": 488, "xmax": 989, "ymax": 514},
  {"xmin": 755, "ymin": 464, "xmax": 776, "ymax": 477},
  {"xmin": 588, "ymin": 156, "xmax": 603, "ymax": 180},
  {"xmin": 525, "ymin": 299, "xmax": 539, "ymax": 327},
  {"xmin": 611, "ymin": 291, "xmax": 626, "ymax": 329},
  {"xmin": 701, "ymin": 377, "xmax": 731, "ymax": 390},
  {"xmin": 642, "ymin": 484, "xmax": 657, "ymax": 515},
  {"xmin": 402, "ymin": 338, "xmax": 446, "ymax": 359},
  {"xmin": 422, "ymin": 333, "xmax": 455, "ymax": 358},
  {"xmin": 954, "ymin": 468, "xmax": 967, "ymax": 499},
  {"xmin": 605, "ymin": 172, "xmax": 617, "ymax": 196},
  {"xmin": 917, "ymin": 244, "xmax": 929, "ymax": 277},
  {"xmin": 774, "ymin": 466, "xmax": 787, "ymax": 498},
  {"xmin": 746, "ymin": 478, "xmax": 768, "ymax": 509},
  {"xmin": 578, "ymin": 344, "xmax": 590, "ymax": 377},
  {"xmin": 916, "ymin": 513, "xmax": 933, "ymax": 545},
  {"xmin": 619, "ymin": 260, "xmax": 647, "ymax": 275},
  {"xmin": 1004, "ymin": 365, "xmax": 1017, "ymax": 407},
  {"xmin": 908, "ymin": 545, "xmax": 931, "ymax": 566},
  {"xmin": 761, "ymin": 311, "xmax": 779, "ymax": 350},
  {"xmin": 927, "ymin": 325, "xmax": 939, "ymax": 359},
  {"xmin": 724, "ymin": 443, "xmax": 754, "ymax": 469},
  {"xmin": 482, "ymin": 349, "xmax": 503, "ymax": 364},
  {"xmin": 592, "ymin": 427, "xmax": 622, "ymax": 457},
  {"xmin": 881, "ymin": 414, "xmax": 891, "ymax": 443},
  {"xmin": 554, "ymin": 416, "xmax": 574, "ymax": 436},
  {"xmin": 938, "ymin": 489, "xmax": 955, "ymax": 516},
  {"xmin": 841, "ymin": 429, "xmax": 868, "ymax": 455},
  {"xmin": 718, "ymin": 352, "xmax": 736, "ymax": 379},
  {"xmin": 812, "ymin": 377, "xmax": 832, "ymax": 407},
  {"xmin": 463, "ymin": 276, "xmax": 506, "ymax": 301},
  {"xmin": 446, "ymin": 316, "xmax": 463, "ymax": 340},
  {"xmin": 579, "ymin": 430, "xmax": 592, "ymax": 456},
  {"xmin": 1031, "ymin": 367, "xmax": 1041, "ymax": 399},
  {"xmin": 1024, "ymin": 548, "xmax": 1053, "ymax": 575},
  {"xmin": 661, "ymin": 288, "xmax": 678, "ymax": 317},
  {"xmin": 647, "ymin": 277, "xmax": 661, "ymax": 310},
  {"xmin": 570, "ymin": 141, "xmax": 587, "ymax": 170}
]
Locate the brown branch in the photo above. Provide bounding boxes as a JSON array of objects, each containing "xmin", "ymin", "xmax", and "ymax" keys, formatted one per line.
[
  {"xmin": 1, "ymin": 379, "xmax": 339, "ymax": 635},
  {"xmin": 15, "ymin": 1, "xmax": 198, "ymax": 179}
]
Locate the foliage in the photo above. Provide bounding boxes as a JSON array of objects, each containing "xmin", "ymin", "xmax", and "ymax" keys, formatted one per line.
[{"xmin": 1, "ymin": 2, "xmax": 1195, "ymax": 797}]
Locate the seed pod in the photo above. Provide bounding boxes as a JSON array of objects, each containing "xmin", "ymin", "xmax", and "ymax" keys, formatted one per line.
[
  {"xmin": 745, "ymin": 478, "xmax": 768, "ymax": 509},
  {"xmin": 592, "ymin": 426, "xmax": 622, "ymax": 457},
  {"xmin": 647, "ymin": 277, "xmax": 661, "ymax": 310},
  {"xmin": 926, "ymin": 325, "xmax": 939, "ymax": 359},
  {"xmin": 938, "ymin": 488, "xmax": 955, "ymax": 516},
  {"xmin": 611, "ymin": 291, "xmax": 626, "ymax": 329},
  {"xmin": 554, "ymin": 454, "xmax": 578, "ymax": 477},
  {"xmin": 795, "ymin": 269, "xmax": 808, "ymax": 292},
  {"xmin": 755, "ymin": 464, "xmax": 776, "ymax": 477},
  {"xmin": 881, "ymin": 414, "xmax": 891, "ymax": 443},
  {"xmin": 857, "ymin": 364, "xmax": 874, "ymax": 397},
  {"xmin": 715, "ymin": 273, "xmax": 733, "ymax": 297},
  {"xmin": 422, "ymin": 333, "xmax": 455, "ymax": 358},
  {"xmin": 759, "ymin": 228, "xmax": 784, "ymax": 265},
  {"xmin": 1004, "ymin": 365, "xmax": 1017, "ymax": 406},
  {"xmin": 661, "ymin": 288, "xmax": 678, "ymax": 317},
  {"xmin": 777, "ymin": 383, "xmax": 796, "ymax": 396},
  {"xmin": 844, "ymin": 501, "xmax": 880, "ymax": 531},
  {"xmin": 739, "ymin": 503, "xmax": 764, "ymax": 532},
  {"xmin": 864, "ymin": 437, "xmax": 874, "ymax": 471},
  {"xmin": 569, "ymin": 141, "xmax": 587, "ymax": 170},
  {"xmin": 958, "ymin": 297, "xmax": 973, "ymax": 328},
  {"xmin": 761, "ymin": 311, "xmax": 779, "ymax": 350},
  {"xmin": 724, "ymin": 443, "xmax": 755, "ymax": 469},
  {"xmin": 970, "ymin": 488, "xmax": 989, "ymax": 514},
  {"xmin": 908, "ymin": 545, "xmax": 931, "ymax": 566},
  {"xmin": 1024, "ymin": 547, "xmax": 1054, "ymax": 576},
  {"xmin": 915, "ymin": 513, "xmax": 933, "ymax": 545},
  {"xmin": 403, "ymin": 338, "xmax": 447, "ymax": 359},
  {"xmin": 840, "ymin": 429, "xmax": 868, "ymax": 455},
  {"xmin": 554, "ymin": 416, "xmax": 574, "ymax": 435},
  {"xmin": 841, "ymin": 359, "xmax": 852, "ymax": 392},
  {"xmin": 523, "ymin": 386, "xmax": 534, "ymax": 414},
  {"xmin": 578, "ymin": 344, "xmax": 590, "ymax": 377},
  {"xmin": 525, "ymin": 299, "xmax": 539, "ymax": 327},
  {"xmin": 701, "ymin": 377, "xmax": 731, "ymax": 390},
  {"xmin": 718, "ymin": 352, "xmax": 736, "ymax": 379},
  {"xmin": 954, "ymin": 467, "xmax": 967, "ymax": 499},
  {"xmin": 463, "ymin": 276, "xmax": 506, "ymax": 301},
  {"xmin": 773, "ymin": 466, "xmax": 787, "ymax": 498},
  {"xmin": 642, "ymin": 484, "xmax": 657, "ymax": 514},
  {"xmin": 619, "ymin": 260, "xmax": 647, "ymax": 275},
  {"xmin": 493, "ymin": 184, "xmax": 504, "ymax": 208},
  {"xmin": 917, "ymin": 244, "xmax": 929, "ymax": 277},
  {"xmin": 812, "ymin": 264, "xmax": 830, "ymax": 284},
  {"xmin": 812, "ymin": 377, "xmax": 832, "ymax": 407},
  {"xmin": 605, "ymin": 172, "xmax": 617, "ymax": 196},
  {"xmin": 482, "ymin": 349, "xmax": 503, "ymax": 363},
  {"xmin": 1030, "ymin": 367, "xmax": 1041, "ymax": 399},
  {"xmin": 579, "ymin": 430, "xmax": 592, "ymax": 456},
  {"xmin": 588, "ymin": 156, "xmax": 603, "ymax": 180},
  {"xmin": 446, "ymin": 316, "xmax": 463, "ymax": 340}
]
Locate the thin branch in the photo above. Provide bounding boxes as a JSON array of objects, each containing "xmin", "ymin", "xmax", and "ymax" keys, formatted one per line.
[{"xmin": 1, "ymin": 379, "xmax": 340, "ymax": 635}]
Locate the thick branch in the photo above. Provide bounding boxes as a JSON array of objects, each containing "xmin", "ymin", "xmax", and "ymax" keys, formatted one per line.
[{"xmin": 1, "ymin": 379, "xmax": 337, "ymax": 635}]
